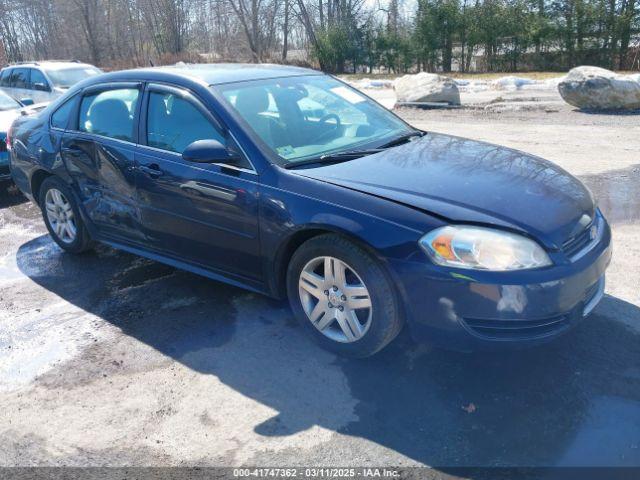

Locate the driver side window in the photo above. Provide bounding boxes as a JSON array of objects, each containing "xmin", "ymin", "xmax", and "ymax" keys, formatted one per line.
[{"xmin": 147, "ymin": 92, "xmax": 225, "ymax": 154}]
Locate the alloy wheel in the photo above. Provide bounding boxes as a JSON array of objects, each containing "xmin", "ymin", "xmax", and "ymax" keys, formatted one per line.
[
  {"xmin": 298, "ymin": 256, "xmax": 373, "ymax": 343},
  {"xmin": 44, "ymin": 188, "xmax": 77, "ymax": 244}
]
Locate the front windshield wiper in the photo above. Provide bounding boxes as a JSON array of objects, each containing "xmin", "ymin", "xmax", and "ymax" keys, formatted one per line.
[
  {"xmin": 283, "ymin": 131, "xmax": 427, "ymax": 170},
  {"xmin": 283, "ymin": 148, "xmax": 385, "ymax": 169},
  {"xmin": 320, "ymin": 148, "xmax": 387, "ymax": 161},
  {"xmin": 381, "ymin": 130, "xmax": 426, "ymax": 148}
]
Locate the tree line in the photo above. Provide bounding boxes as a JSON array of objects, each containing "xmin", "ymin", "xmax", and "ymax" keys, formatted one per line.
[{"xmin": 0, "ymin": 0, "xmax": 638, "ymax": 73}]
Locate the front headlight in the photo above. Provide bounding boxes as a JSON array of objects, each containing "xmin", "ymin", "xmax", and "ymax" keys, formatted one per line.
[{"xmin": 419, "ymin": 226, "xmax": 552, "ymax": 271}]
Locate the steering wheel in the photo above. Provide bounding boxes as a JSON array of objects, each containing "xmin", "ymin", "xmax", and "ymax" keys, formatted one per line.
[{"xmin": 311, "ymin": 113, "xmax": 342, "ymax": 143}]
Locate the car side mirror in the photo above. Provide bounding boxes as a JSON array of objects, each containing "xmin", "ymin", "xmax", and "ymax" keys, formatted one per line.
[
  {"xmin": 19, "ymin": 97, "xmax": 34, "ymax": 106},
  {"xmin": 182, "ymin": 139, "xmax": 241, "ymax": 164},
  {"xmin": 33, "ymin": 82, "xmax": 49, "ymax": 92}
]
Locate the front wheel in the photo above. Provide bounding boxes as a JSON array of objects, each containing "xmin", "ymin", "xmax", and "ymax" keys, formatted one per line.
[
  {"xmin": 287, "ymin": 234, "xmax": 403, "ymax": 357},
  {"xmin": 39, "ymin": 176, "xmax": 93, "ymax": 254}
]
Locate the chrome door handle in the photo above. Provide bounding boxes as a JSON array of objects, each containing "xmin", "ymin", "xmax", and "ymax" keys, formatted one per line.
[{"xmin": 139, "ymin": 164, "xmax": 164, "ymax": 178}]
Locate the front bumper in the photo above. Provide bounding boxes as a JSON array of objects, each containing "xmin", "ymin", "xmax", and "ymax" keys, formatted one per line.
[{"xmin": 391, "ymin": 218, "xmax": 612, "ymax": 351}]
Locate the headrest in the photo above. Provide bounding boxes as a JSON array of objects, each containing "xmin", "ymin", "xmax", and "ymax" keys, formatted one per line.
[
  {"xmin": 234, "ymin": 87, "xmax": 270, "ymax": 117},
  {"xmin": 90, "ymin": 98, "xmax": 131, "ymax": 137}
]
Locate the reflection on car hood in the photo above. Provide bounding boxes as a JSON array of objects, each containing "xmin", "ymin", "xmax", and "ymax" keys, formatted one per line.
[{"xmin": 294, "ymin": 133, "xmax": 595, "ymax": 248}]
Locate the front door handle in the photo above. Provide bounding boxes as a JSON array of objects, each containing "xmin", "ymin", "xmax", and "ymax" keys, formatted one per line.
[{"xmin": 139, "ymin": 163, "xmax": 164, "ymax": 178}]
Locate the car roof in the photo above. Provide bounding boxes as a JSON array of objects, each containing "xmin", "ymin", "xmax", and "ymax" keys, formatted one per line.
[
  {"xmin": 109, "ymin": 63, "xmax": 322, "ymax": 86},
  {"xmin": 2, "ymin": 61, "xmax": 97, "ymax": 71}
]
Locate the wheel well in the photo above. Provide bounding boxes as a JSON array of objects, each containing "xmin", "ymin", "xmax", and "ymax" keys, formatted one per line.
[
  {"xmin": 30, "ymin": 170, "xmax": 52, "ymax": 205},
  {"xmin": 272, "ymin": 228, "xmax": 386, "ymax": 299},
  {"xmin": 273, "ymin": 229, "xmax": 334, "ymax": 298}
]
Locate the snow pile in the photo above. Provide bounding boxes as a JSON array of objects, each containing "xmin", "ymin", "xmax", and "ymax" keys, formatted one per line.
[
  {"xmin": 348, "ymin": 78, "xmax": 394, "ymax": 90},
  {"xmin": 489, "ymin": 75, "xmax": 567, "ymax": 91},
  {"xmin": 543, "ymin": 76, "xmax": 567, "ymax": 86},
  {"xmin": 349, "ymin": 75, "xmax": 569, "ymax": 94},
  {"xmin": 491, "ymin": 76, "xmax": 538, "ymax": 90},
  {"xmin": 627, "ymin": 73, "xmax": 640, "ymax": 83},
  {"xmin": 455, "ymin": 79, "xmax": 490, "ymax": 93}
]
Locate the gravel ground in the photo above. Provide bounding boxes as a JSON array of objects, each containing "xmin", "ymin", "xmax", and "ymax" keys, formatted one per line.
[{"xmin": 1, "ymin": 101, "xmax": 639, "ymax": 472}]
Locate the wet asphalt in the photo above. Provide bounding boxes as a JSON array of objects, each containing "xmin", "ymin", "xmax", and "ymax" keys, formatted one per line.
[{"xmin": 1, "ymin": 110, "xmax": 639, "ymax": 472}]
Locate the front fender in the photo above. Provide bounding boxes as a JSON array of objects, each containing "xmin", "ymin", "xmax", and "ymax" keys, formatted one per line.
[{"xmin": 259, "ymin": 173, "xmax": 445, "ymax": 298}]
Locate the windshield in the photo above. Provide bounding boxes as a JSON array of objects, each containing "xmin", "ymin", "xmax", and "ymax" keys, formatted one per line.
[
  {"xmin": 214, "ymin": 75, "xmax": 413, "ymax": 165},
  {"xmin": 0, "ymin": 91, "xmax": 21, "ymax": 111},
  {"xmin": 45, "ymin": 66, "xmax": 102, "ymax": 89}
]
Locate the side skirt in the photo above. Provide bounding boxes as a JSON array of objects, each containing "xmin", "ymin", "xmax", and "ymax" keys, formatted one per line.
[{"xmin": 101, "ymin": 238, "xmax": 271, "ymax": 297}]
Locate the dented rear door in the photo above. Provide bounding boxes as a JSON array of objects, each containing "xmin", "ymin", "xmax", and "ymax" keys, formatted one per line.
[{"xmin": 60, "ymin": 82, "xmax": 144, "ymax": 242}]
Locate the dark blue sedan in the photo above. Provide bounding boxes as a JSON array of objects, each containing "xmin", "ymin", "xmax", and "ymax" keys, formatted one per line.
[{"xmin": 8, "ymin": 64, "xmax": 611, "ymax": 357}]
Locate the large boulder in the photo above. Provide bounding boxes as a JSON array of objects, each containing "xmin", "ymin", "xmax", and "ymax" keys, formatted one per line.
[
  {"xmin": 558, "ymin": 66, "xmax": 640, "ymax": 110},
  {"xmin": 394, "ymin": 72, "xmax": 461, "ymax": 105}
]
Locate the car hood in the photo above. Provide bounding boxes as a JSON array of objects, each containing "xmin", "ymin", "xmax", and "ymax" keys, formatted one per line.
[{"xmin": 294, "ymin": 133, "xmax": 595, "ymax": 248}]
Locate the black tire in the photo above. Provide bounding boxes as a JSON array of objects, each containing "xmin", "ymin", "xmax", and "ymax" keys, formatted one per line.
[
  {"xmin": 287, "ymin": 234, "xmax": 403, "ymax": 357},
  {"xmin": 39, "ymin": 176, "xmax": 94, "ymax": 254}
]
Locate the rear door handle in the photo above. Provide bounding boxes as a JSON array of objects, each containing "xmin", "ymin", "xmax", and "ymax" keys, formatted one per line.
[{"xmin": 139, "ymin": 164, "xmax": 164, "ymax": 178}]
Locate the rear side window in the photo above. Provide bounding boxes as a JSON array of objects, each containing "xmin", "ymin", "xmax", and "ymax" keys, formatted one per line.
[
  {"xmin": 10, "ymin": 68, "xmax": 29, "ymax": 89},
  {"xmin": 51, "ymin": 96, "xmax": 77, "ymax": 130},
  {"xmin": 30, "ymin": 69, "xmax": 50, "ymax": 91},
  {"xmin": 0, "ymin": 69, "xmax": 11, "ymax": 87},
  {"xmin": 79, "ymin": 88, "xmax": 139, "ymax": 142},
  {"xmin": 147, "ymin": 91, "xmax": 224, "ymax": 153}
]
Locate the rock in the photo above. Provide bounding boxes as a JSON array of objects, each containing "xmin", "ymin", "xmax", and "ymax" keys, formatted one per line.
[
  {"xmin": 558, "ymin": 66, "xmax": 640, "ymax": 110},
  {"xmin": 394, "ymin": 72, "xmax": 461, "ymax": 105}
]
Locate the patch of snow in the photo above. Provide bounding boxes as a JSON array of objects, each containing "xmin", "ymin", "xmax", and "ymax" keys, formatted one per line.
[
  {"xmin": 346, "ymin": 78, "xmax": 394, "ymax": 90},
  {"xmin": 543, "ymin": 76, "xmax": 567, "ymax": 87},
  {"xmin": 0, "ymin": 300, "xmax": 116, "ymax": 392},
  {"xmin": 492, "ymin": 76, "xmax": 538, "ymax": 90},
  {"xmin": 456, "ymin": 80, "xmax": 490, "ymax": 93}
]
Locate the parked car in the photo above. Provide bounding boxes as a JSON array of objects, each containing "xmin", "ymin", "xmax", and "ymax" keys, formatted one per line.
[
  {"xmin": 0, "ymin": 90, "xmax": 48, "ymax": 186},
  {"xmin": 8, "ymin": 64, "xmax": 611, "ymax": 357},
  {"xmin": 0, "ymin": 61, "xmax": 102, "ymax": 104}
]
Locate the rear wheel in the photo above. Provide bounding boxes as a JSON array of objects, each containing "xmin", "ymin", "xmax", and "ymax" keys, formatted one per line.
[
  {"xmin": 40, "ymin": 176, "xmax": 93, "ymax": 253},
  {"xmin": 287, "ymin": 234, "xmax": 403, "ymax": 357}
]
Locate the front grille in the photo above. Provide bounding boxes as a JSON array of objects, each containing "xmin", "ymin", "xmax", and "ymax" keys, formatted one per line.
[
  {"xmin": 462, "ymin": 314, "xmax": 571, "ymax": 340},
  {"xmin": 563, "ymin": 223, "xmax": 594, "ymax": 258}
]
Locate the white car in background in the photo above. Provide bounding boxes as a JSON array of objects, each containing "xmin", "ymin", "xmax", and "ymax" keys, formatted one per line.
[{"xmin": 0, "ymin": 61, "xmax": 102, "ymax": 104}]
